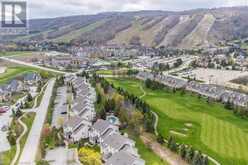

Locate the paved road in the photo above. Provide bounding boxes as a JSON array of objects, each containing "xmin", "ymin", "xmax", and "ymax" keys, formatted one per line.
[
  {"xmin": 19, "ymin": 79, "xmax": 55, "ymax": 165},
  {"xmin": 0, "ymin": 57, "xmax": 68, "ymax": 74}
]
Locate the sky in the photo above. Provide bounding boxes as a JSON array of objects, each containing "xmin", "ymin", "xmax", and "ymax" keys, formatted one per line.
[{"xmin": 27, "ymin": 0, "xmax": 248, "ymax": 19}]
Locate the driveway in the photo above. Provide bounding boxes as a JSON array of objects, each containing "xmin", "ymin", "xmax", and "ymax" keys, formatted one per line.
[{"xmin": 19, "ymin": 79, "xmax": 55, "ymax": 165}]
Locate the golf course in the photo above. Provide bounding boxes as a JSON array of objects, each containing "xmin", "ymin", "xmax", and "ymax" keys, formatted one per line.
[
  {"xmin": 107, "ymin": 77, "xmax": 248, "ymax": 165},
  {"xmin": 0, "ymin": 66, "xmax": 40, "ymax": 84}
]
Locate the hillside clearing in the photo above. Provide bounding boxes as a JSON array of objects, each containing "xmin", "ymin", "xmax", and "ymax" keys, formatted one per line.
[
  {"xmin": 53, "ymin": 20, "xmax": 107, "ymax": 43},
  {"xmin": 110, "ymin": 17, "xmax": 166, "ymax": 47},
  {"xmin": 180, "ymin": 14, "xmax": 216, "ymax": 48}
]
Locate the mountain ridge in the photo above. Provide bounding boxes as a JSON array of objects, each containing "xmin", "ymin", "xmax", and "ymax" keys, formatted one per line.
[{"xmin": 4, "ymin": 6, "xmax": 248, "ymax": 48}]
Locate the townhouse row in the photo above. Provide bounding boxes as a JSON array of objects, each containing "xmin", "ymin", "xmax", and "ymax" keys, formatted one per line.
[
  {"xmin": 137, "ymin": 71, "xmax": 248, "ymax": 107},
  {"xmin": 62, "ymin": 74, "xmax": 145, "ymax": 165}
]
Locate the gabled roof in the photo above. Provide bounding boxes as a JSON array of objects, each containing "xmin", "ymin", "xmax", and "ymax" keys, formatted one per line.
[
  {"xmin": 105, "ymin": 151, "xmax": 144, "ymax": 165},
  {"xmin": 64, "ymin": 116, "xmax": 83, "ymax": 129},
  {"xmin": 102, "ymin": 133, "xmax": 133, "ymax": 150},
  {"xmin": 24, "ymin": 73, "xmax": 40, "ymax": 81},
  {"xmin": 92, "ymin": 119, "xmax": 113, "ymax": 135}
]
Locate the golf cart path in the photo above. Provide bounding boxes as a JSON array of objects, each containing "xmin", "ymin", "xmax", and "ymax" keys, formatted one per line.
[{"xmin": 139, "ymin": 86, "xmax": 159, "ymax": 136}]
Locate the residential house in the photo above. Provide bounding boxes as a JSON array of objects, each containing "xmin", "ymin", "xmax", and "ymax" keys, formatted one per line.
[
  {"xmin": 0, "ymin": 86, "xmax": 11, "ymax": 102},
  {"xmin": 63, "ymin": 116, "xmax": 92, "ymax": 141},
  {"xmin": 89, "ymin": 119, "xmax": 119, "ymax": 145},
  {"xmin": 7, "ymin": 80, "xmax": 24, "ymax": 93},
  {"xmin": 100, "ymin": 133, "xmax": 138, "ymax": 161},
  {"xmin": 105, "ymin": 151, "xmax": 145, "ymax": 165},
  {"xmin": 23, "ymin": 73, "xmax": 41, "ymax": 85}
]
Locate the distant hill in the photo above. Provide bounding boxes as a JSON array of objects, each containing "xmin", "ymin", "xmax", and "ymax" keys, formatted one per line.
[{"xmin": 3, "ymin": 7, "xmax": 248, "ymax": 48}]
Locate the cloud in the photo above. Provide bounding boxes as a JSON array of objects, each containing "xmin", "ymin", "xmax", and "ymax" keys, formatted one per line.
[{"xmin": 27, "ymin": 0, "xmax": 248, "ymax": 18}]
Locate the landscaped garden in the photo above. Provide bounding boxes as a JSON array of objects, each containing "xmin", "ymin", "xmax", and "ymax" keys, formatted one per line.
[{"xmin": 107, "ymin": 77, "xmax": 248, "ymax": 165}]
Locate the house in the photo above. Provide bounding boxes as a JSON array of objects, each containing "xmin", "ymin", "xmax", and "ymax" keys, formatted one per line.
[
  {"xmin": 23, "ymin": 73, "xmax": 41, "ymax": 85},
  {"xmin": 0, "ymin": 86, "xmax": 11, "ymax": 102},
  {"xmin": 7, "ymin": 80, "xmax": 24, "ymax": 93},
  {"xmin": 89, "ymin": 119, "xmax": 119, "ymax": 145},
  {"xmin": 100, "ymin": 133, "xmax": 138, "ymax": 161},
  {"xmin": 63, "ymin": 116, "xmax": 92, "ymax": 141},
  {"xmin": 71, "ymin": 99, "xmax": 96, "ymax": 121},
  {"xmin": 105, "ymin": 151, "xmax": 145, "ymax": 165}
]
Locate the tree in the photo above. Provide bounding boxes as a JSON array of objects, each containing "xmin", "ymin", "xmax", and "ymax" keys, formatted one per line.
[
  {"xmin": 225, "ymin": 99, "xmax": 233, "ymax": 110},
  {"xmin": 157, "ymin": 134, "xmax": 164, "ymax": 144},
  {"xmin": 202, "ymin": 156, "xmax": 209, "ymax": 165},
  {"xmin": 129, "ymin": 110, "xmax": 144, "ymax": 134},
  {"xmin": 36, "ymin": 160, "xmax": 50, "ymax": 165},
  {"xmin": 185, "ymin": 146, "xmax": 194, "ymax": 163},
  {"xmin": 78, "ymin": 147, "xmax": 101, "ymax": 165},
  {"xmin": 96, "ymin": 93, "xmax": 101, "ymax": 104},
  {"xmin": 27, "ymin": 93, "xmax": 33, "ymax": 102},
  {"xmin": 179, "ymin": 144, "xmax": 187, "ymax": 159},
  {"xmin": 40, "ymin": 71, "xmax": 50, "ymax": 79},
  {"xmin": 167, "ymin": 136, "xmax": 177, "ymax": 152},
  {"xmin": 192, "ymin": 151, "xmax": 201, "ymax": 165}
]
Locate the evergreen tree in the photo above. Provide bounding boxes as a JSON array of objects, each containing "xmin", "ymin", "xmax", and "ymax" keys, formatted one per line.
[
  {"xmin": 192, "ymin": 151, "xmax": 201, "ymax": 165},
  {"xmin": 185, "ymin": 146, "xmax": 194, "ymax": 163},
  {"xmin": 179, "ymin": 144, "xmax": 187, "ymax": 159}
]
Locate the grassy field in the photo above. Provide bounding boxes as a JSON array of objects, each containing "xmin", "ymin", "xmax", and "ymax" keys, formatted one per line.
[
  {"xmin": 0, "ymin": 51, "xmax": 34, "ymax": 57},
  {"xmin": 0, "ymin": 66, "xmax": 40, "ymax": 84},
  {"xmin": 96, "ymin": 70, "xmax": 114, "ymax": 75},
  {"xmin": 107, "ymin": 77, "xmax": 248, "ymax": 165},
  {"xmin": 125, "ymin": 128, "xmax": 168, "ymax": 165},
  {"xmin": 1, "ymin": 113, "xmax": 35, "ymax": 165}
]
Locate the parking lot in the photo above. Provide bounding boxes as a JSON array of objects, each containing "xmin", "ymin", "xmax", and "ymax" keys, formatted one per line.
[{"xmin": 0, "ymin": 108, "xmax": 12, "ymax": 152}]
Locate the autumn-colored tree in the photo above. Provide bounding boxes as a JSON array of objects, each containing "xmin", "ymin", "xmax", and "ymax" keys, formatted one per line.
[{"xmin": 78, "ymin": 147, "xmax": 102, "ymax": 165}]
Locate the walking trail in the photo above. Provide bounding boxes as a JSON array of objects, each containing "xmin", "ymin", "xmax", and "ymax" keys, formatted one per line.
[
  {"xmin": 141, "ymin": 133, "xmax": 188, "ymax": 165},
  {"xmin": 10, "ymin": 114, "xmax": 27, "ymax": 165},
  {"xmin": 10, "ymin": 83, "xmax": 48, "ymax": 165},
  {"xmin": 138, "ymin": 85, "xmax": 221, "ymax": 165},
  {"xmin": 139, "ymin": 86, "xmax": 159, "ymax": 136}
]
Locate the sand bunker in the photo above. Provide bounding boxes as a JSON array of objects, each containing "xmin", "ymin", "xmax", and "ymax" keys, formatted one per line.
[
  {"xmin": 0, "ymin": 67, "xmax": 6, "ymax": 74},
  {"xmin": 170, "ymin": 130, "xmax": 187, "ymax": 137}
]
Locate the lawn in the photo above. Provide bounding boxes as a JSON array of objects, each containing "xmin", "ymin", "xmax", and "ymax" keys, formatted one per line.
[
  {"xmin": 0, "ymin": 113, "xmax": 35, "ymax": 165},
  {"xmin": 96, "ymin": 70, "xmax": 113, "ymax": 75},
  {"xmin": 0, "ymin": 51, "xmax": 33, "ymax": 57},
  {"xmin": 107, "ymin": 77, "xmax": 248, "ymax": 165},
  {"xmin": 126, "ymin": 129, "xmax": 168, "ymax": 165},
  {"xmin": 0, "ymin": 66, "xmax": 40, "ymax": 84}
]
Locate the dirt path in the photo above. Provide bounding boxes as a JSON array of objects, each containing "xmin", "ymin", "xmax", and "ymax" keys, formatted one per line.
[
  {"xmin": 33, "ymin": 82, "xmax": 48, "ymax": 108},
  {"xmin": 141, "ymin": 133, "xmax": 188, "ymax": 165},
  {"xmin": 10, "ymin": 114, "xmax": 28, "ymax": 165}
]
